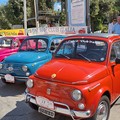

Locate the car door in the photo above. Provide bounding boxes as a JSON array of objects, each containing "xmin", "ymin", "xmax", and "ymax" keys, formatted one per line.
[{"xmin": 109, "ymin": 41, "xmax": 120, "ymax": 99}]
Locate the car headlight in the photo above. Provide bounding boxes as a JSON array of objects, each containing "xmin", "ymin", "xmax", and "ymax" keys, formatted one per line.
[
  {"xmin": 26, "ymin": 79, "xmax": 33, "ymax": 88},
  {"xmin": 71, "ymin": 89, "xmax": 82, "ymax": 101},
  {"xmin": 22, "ymin": 65, "xmax": 28, "ymax": 72},
  {"xmin": 0, "ymin": 64, "xmax": 2, "ymax": 69}
]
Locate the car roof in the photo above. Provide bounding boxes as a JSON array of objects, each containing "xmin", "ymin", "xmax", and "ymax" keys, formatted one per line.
[
  {"xmin": 28, "ymin": 34, "xmax": 66, "ymax": 38},
  {"xmin": 1, "ymin": 35, "xmax": 27, "ymax": 39},
  {"xmin": 25, "ymin": 34, "xmax": 66, "ymax": 42},
  {"xmin": 67, "ymin": 33, "xmax": 120, "ymax": 38}
]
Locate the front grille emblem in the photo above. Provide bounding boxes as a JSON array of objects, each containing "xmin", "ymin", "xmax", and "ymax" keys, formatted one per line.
[{"xmin": 51, "ymin": 74, "xmax": 56, "ymax": 79}]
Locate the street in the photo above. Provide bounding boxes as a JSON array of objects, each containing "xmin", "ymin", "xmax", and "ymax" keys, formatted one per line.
[{"xmin": 0, "ymin": 80, "xmax": 120, "ymax": 120}]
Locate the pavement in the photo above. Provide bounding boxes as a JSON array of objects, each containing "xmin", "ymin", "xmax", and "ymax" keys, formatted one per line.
[{"xmin": 0, "ymin": 80, "xmax": 120, "ymax": 120}]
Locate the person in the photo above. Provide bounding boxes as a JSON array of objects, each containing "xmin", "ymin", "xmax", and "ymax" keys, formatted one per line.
[
  {"xmin": 108, "ymin": 18, "xmax": 116, "ymax": 33},
  {"xmin": 112, "ymin": 16, "xmax": 120, "ymax": 34}
]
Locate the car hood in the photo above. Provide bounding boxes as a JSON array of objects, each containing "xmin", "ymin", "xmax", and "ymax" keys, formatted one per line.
[
  {"xmin": 4, "ymin": 52, "xmax": 49, "ymax": 63},
  {"xmin": 0, "ymin": 48, "xmax": 11, "ymax": 54},
  {"xmin": 36, "ymin": 59, "xmax": 108, "ymax": 85}
]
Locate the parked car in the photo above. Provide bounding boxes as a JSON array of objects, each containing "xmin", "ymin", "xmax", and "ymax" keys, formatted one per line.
[
  {"xmin": 0, "ymin": 35, "xmax": 65, "ymax": 84},
  {"xmin": 0, "ymin": 36, "xmax": 27, "ymax": 61},
  {"xmin": 25, "ymin": 33, "xmax": 120, "ymax": 120}
]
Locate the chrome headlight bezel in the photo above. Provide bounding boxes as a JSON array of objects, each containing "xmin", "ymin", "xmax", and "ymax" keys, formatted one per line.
[
  {"xmin": 26, "ymin": 79, "xmax": 33, "ymax": 88},
  {"xmin": 0, "ymin": 63, "xmax": 2, "ymax": 69},
  {"xmin": 22, "ymin": 65, "xmax": 28, "ymax": 72},
  {"xmin": 71, "ymin": 89, "xmax": 82, "ymax": 101},
  {"xmin": 8, "ymin": 67, "xmax": 13, "ymax": 71}
]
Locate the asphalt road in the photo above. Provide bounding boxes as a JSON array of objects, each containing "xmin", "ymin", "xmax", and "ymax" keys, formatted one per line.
[{"xmin": 0, "ymin": 80, "xmax": 120, "ymax": 120}]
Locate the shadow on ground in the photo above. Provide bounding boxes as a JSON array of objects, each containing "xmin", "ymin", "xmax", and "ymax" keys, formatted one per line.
[
  {"xmin": 1, "ymin": 100, "xmax": 47, "ymax": 120},
  {"xmin": 0, "ymin": 80, "xmax": 26, "ymax": 97},
  {"xmin": 1, "ymin": 99, "xmax": 73, "ymax": 120}
]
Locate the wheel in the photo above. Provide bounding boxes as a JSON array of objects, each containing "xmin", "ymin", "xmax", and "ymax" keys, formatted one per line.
[
  {"xmin": 28, "ymin": 102, "xmax": 38, "ymax": 111},
  {"xmin": 86, "ymin": 96, "xmax": 110, "ymax": 120}
]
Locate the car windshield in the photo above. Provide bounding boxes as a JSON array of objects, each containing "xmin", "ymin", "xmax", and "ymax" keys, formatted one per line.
[
  {"xmin": 0, "ymin": 38, "xmax": 12, "ymax": 47},
  {"xmin": 55, "ymin": 39, "xmax": 108, "ymax": 62},
  {"xmin": 19, "ymin": 38, "xmax": 47, "ymax": 52}
]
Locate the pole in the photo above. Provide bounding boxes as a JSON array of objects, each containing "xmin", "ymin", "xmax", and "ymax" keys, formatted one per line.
[
  {"xmin": 34, "ymin": 0, "xmax": 39, "ymax": 30},
  {"xmin": 86, "ymin": 0, "xmax": 91, "ymax": 33},
  {"xmin": 65, "ymin": 0, "xmax": 68, "ymax": 26},
  {"xmin": 23, "ymin": 0, "xmax": 27, "ymax": 35}
]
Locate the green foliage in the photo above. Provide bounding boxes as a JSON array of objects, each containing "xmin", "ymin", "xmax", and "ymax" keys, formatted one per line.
[
  {"xmin": 59, "ymin": 10, "xmax": 66, "ymax": 25},
  {"xmin": 90, "ymin": 0, "xmax": 116, "ymax": 32},
  {"xmin": 0, "ymin": 0, "xmax": 24, "ymax": 29},
  {"xmin": 0, "ymin": 5, "xmax": 11, "ymax": 29},
  {"xmin": 0, "ymin": 0, "xmax": 120, "ymax": 30},
  {"xmin": 5, "ymin": 0, "xmax": 24, "ymax": 25}
]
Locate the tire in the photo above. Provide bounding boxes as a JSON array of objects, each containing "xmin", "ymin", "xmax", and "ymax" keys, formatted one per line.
[
  {"xmin": 28, "ymin": 102, "xmax": 38, "ymax": 111},
  {"xmin": 86, "ymin": 96, "xmax": 110, "ymax": 120}
]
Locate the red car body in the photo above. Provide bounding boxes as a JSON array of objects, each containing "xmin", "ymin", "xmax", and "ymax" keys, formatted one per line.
[
  {"xmin": 25, "ymin": 33, "xmax": 120, "ymax": 120},
  {"xmin": 0, "ymin": 36, "xmax": 27, "ymax": 61}
]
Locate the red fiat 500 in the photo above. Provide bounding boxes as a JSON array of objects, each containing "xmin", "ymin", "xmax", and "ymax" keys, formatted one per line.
[{"xmin": 25, "ymin": 33, "xmax": 120, "ymax": 120}]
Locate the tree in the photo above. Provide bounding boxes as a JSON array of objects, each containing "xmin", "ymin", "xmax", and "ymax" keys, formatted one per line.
[
  {"xmin": 90, "ymin": 0, "xmax": 116, "ymax": 32},
  {"xmin": 5, "ymin": 0, "xmax": 24, "ymax": 26},
  {"xmin": 1, "ymin": 0, "xmax": 120, "ymax": 30},
  {"xmin": 0, "ymin": 5, "xmax": 11, "ymax": 29}
]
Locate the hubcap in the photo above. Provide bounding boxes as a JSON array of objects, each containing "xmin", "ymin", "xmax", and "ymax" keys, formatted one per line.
[{"xmin": 96, "ymin": 101, "xmax": 108, "ymax": 120}]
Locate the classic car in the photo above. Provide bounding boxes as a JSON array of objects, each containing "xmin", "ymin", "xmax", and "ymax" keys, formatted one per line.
[
  {"xmin": 0, "ymin": 36, "xmax": 27, "ymax": 61},
  {"xmin": 25, "ymin": 33, "xmax": 120, "ymax": 120},
  {"xmin": 0, "ymin": 35, "xmax": 65, "ymax": 84}
]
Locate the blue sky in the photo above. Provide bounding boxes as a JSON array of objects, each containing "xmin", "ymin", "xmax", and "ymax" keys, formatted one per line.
[
  {"xmin": 54, "ymin": 2, "xmax": 61, "ymax": 11},
  {"xmin": 0, "ymin": 0, "xmax": 8, "ymax": 5}
]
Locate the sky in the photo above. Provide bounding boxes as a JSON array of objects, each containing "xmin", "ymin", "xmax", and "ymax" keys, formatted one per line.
[
  {"xmin": 54, "ymin": 2, "xmax": 61, "ymax": 11},
  {"xmin": 0, "ymin": 0, "xmax": 8, "ymax": 5}
]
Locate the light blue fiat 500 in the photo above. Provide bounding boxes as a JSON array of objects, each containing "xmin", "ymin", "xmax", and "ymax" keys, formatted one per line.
[{"xmin": 0, "ymin": 35, "xmax": 65, "ymax": 84}]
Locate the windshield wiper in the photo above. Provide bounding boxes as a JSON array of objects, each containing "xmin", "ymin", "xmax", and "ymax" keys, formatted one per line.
[
  {"xmin": 57, "ymin": 54, "xmax": 71, "ymax": 60},
  {"xmin": 77, "ymin": 53, "xmax": 91, "ymax": 62}
]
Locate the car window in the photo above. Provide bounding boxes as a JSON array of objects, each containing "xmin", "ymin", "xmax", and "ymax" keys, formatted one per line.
[
  {"xmin": 19, "ymin": 38, "xmax": 47, "ymax": 52},
  {"xmin": 55, "ymin": 39, "xmax": 107, "ymax": 62},
  {"xmin": 50, "ymin": 38, "xmax": 64, "ymax": 52},
  {"xmin": 0, "ymin": 38, "xmax": 12, "ymax": 47},
  {"xmin": 110, "ymin": 41, "xmax": 120, "ymax": 62},
  {"xmin": 37, "ymin": 39, "xmax": 47, "ymax": 51},
  {"xmin": 51, "ymin": 38, "xmax": 63, "ymax": 49}
]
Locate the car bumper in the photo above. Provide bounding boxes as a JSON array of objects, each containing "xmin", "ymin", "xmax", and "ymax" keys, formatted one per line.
[
  {"xmin": 0, "ymin": 74, "xmax": 28, "ymax": 82},
  {"xmin": 25, "ymin": 91, "xmax": 91, "ymax": 119}
]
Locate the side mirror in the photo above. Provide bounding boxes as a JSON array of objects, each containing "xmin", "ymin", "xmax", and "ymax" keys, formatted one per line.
[{"xmin": 115, "ymin": 58, "xmax": 120, "ymax": 64}]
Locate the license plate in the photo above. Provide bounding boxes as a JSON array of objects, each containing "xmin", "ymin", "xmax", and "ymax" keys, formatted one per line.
[
  {"xmin": 4, "ymin": 74, "xmax": 15, "ymax": 83},
  {"xmin": 36, "ymin": 96, "xmax": 54, "ymax": 110},
  {"xmin": 38, "ymin": 107, "xmax": 55, "ymax": 118}
]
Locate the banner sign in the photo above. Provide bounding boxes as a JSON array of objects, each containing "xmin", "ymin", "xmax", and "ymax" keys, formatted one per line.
[
  {"xmin": 68, "ymin": 0, "xmax": 86, "ymax": 26},
  {"xmin": 27, "ymin": 26, "xmax": 87, "ymax": 36},
  {"xmin": 0, "ymin": 29, "xmax": 25, "ymax": 36}
]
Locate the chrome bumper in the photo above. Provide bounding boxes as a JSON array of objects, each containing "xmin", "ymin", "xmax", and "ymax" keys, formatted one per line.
[
  {"xmin": 0, "ymin": 74, "xmax": 28, "ymax": 82},
  {"xmin": 25, "ymin": 91, "xmax": 91, "ymax": 120}
]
